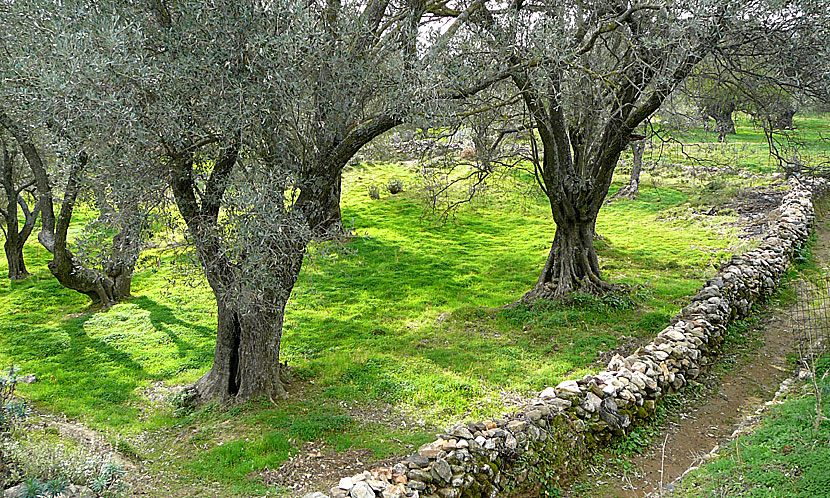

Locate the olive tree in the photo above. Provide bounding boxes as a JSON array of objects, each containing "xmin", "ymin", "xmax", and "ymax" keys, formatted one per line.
[
  {"xmin": 25, "ymin": 0, "xmax": 501, "ymax": 402},
  {"xmin": 0, "ymin": 132, "xmax": 39, "ymax": 280},
  {"xmin": 465, "ymin": 0, "xmax": 824, "ymax": 300},
  {"xmin": 0, "ymin": 6, "xmax": 153, "ymax": 305}
]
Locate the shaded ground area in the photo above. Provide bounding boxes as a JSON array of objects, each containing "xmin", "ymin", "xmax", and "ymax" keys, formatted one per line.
[{"xmin": 569, "ymin": 211, "xmax": 830, "ymax": 498}]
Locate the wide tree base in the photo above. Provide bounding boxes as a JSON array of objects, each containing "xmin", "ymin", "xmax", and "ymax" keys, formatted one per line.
[
  {"xmin": 608, "ymin": 180, "xmax": 639, "ymax": 201},
  {"xmin": 192, "ymin": 357, "xmax": 293, "ymax": 406},
  {"xmin": 520, "ymin": 277, "xmax": 621, "ymax": 303}
]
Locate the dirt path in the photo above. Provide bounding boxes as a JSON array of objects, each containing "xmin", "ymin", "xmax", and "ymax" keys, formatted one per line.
[{"xmin": 576, "ymin": 216, "xmax": 830, "ymax": 498}]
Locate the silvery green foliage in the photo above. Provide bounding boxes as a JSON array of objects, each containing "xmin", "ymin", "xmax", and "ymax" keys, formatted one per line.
[{"xmin": 0, "ymin": 0, "xmax": 499, "ymax": 314}]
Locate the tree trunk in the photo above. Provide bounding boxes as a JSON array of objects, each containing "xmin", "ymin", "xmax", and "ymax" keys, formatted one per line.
[
  {"xmin": 169, "ymin": 146, "xmax": 304, "ymax": 404},
  {"xmin": 45, "ymin": 156, "xmax": 130, "ymax": 305},
  {"xmin": 523, "ymin": 215, "xmax": 614, "ymax": 301},
  {"xmin": 105, "ymin": 206, "xmax": 144, "ymax": 299},
  {"xmin": 1, "ymin": 142, "xmax": 38, "ymax": 280},
  {"xmin": 296, "ymin": 165, "xmax": 344, "ymax": 236},
  {"xmin": 2, "ymin": 176, "xmax": 28, "ymax": 280},
  {"xmin": 4, "ymin": 236, "xmax": 28, "ymax": 280},
  {"xmin": 610, "ymin": 140, "xmax": 644, "ymax": 200},
  {"xmin": 772, "ymin": 109, "xmax": 795, "ymax": 130},
  {"xmin": 706, "ymin": 102, "xmax": 736, "ymax": 142},
  {"xmin": 194, "ymin": 297, "xmax": 290, "ymax": 402}
]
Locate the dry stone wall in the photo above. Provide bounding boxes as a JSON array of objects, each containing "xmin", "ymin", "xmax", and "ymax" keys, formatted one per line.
[{"xmin": 305, "ymin": 178, "xmax": 828, "ymax": 498}]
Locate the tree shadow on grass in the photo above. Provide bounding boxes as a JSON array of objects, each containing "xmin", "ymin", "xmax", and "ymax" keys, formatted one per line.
[{"xmin": 130, "ymin": 295, "xmax": 216, "ymax": 361}]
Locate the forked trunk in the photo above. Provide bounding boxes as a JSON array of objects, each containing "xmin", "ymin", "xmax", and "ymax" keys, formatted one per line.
[
  {"xmin": 524, "ymin": 217, "xmax": 614, "ymax": 301},
  {"xmin": 195, "ymin": 294, "xmax": 290, "ymax": 402},
  {"xmin": 2, "ymin": 109, "xmax": 135, "ymax": 304}
]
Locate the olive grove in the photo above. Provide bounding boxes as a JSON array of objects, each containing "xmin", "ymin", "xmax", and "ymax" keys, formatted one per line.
[
  {"xmin": 444, "ymin": 0, "xmax": 829, "ymax": 300},
  {"xmin": 2, "ymin": 0, "xmax": 828, "ymax": 406},
  {"xmin": 2, "ymin": 0, "xmax": 516, "ymax": 403}
]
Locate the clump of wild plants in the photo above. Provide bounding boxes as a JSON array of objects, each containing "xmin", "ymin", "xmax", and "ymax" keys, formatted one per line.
[
  {"xmin": 0, "ymin": 366, "xmax": 29, "ymax": 431},
  {"xmin": 1, "ymin": 438, "xmax": 102, "ymax": 485},
  {"xmin": 89, "ymin": 462, "xmax": 127, "ymax": 497},
  {"xmin": 386, "ymin": 178, "xmax": 404, "ymax": 194},
  {"xmin": 368, "ymin": 184, "xmax": 381, "ymax": 200},
  {"xmin": 19, "ymin": 477, "xmax": 68, "ymax": 498},
  {"xmin": 169, "ymin": 386, "xmax": 199, "ymax": 417},
  {"xmin": 1, "ymin": 437, "xmax": 129, "ymax": 496}
]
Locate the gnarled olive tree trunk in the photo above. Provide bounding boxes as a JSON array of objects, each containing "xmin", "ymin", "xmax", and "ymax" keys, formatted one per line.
[
  {"xmin": 0, "ymin": 108, "xmax": 136, "ymax": 304},
  {"xmin": 2, "ymin": 196, "xmax": 38, "ymax": 280},
  {"xmin": 522, "ymin": 128, "xmax": 619, "ymax": 300},
  {"xmin": 169, "ymin": 146, "xmax": 306, "ymax": 402},
  {"xmin": 194, "ymin": 285, "xmax": 296, "ymax": 402},
  {"xmin": 1, "ymin": 143, "xmax": 39, "ymax": 280},
  {"xmin": 506, "ymin": 17, "xmax": 719, "ymax": 301}
]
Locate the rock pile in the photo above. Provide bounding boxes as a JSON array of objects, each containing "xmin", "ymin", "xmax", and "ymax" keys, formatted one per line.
[{"xmin": 305, "ymin": 178, "xmax": 828, "ymax": 498}]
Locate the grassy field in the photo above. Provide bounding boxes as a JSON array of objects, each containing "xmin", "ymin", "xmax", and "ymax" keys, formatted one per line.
[{"xmin": 0, "ymin": 116, "xmax": 827, "ymax": 495}]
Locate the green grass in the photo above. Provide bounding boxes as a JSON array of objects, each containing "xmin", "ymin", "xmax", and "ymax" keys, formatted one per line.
[
  {"xmin": 672, "ymin": 358, "xmax": 830, "ymax": 498},
  {"xmin": 1, "ymin": 115, "xmax": 828, "ymax": 495}
]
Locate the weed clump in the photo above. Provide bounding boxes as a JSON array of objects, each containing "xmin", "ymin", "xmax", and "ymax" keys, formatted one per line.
[
  {"xmin": 169, "ymin": 386, "xmax": 200, "ymax": 417},
  {"xmin": 368, "ymin": 184, "xmax": 381, "ymax": 200},
  {"xmin": 386, "ymin": 178, "xmax": 404, "ymax": 194},
  {"xmin": 0, "ymin": 367, "xmax": 29, "ymax": 432}
]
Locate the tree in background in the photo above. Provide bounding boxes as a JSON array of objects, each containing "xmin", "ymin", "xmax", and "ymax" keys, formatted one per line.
[
  {"xmin": 0, "ymin": 5, "xmax": 156, "ymax": 304},
  {"xmin": 466, "ymin": 1, "xmax": 727, "ymax": 299},
  {"xmin": 0, "ymin": 132, "xmax": 39, "ymax": 280},
  {"xmin": 609, "ymin": 124, "xmax": 648, "ymax": 200},
  {"xmin": 466, "ymin": 0, "xmax": 825, "ymax": 301}
]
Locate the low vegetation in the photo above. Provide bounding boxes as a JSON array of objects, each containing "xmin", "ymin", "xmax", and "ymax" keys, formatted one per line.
[{"xmin": 2, "ymin": 116, "xmax": 824, "ymax": 494}]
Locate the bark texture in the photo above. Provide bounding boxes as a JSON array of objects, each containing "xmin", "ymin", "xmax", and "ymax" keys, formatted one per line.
[
  {"xmin": 296, "ymin": 165, "xmax": 345, "ymax": 235},
  {"xmin": 193, "ymin": 296, "xmax": 292, "ymax": 402},
  {"xmin": 169, "ymin": 145, "xmax": 304, "ymax": 403}
]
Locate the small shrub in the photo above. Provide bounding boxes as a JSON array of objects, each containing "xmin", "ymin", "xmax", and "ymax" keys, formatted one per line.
[
  {"xmin": 169, "ymin": 387, "xmax": 199, "ymax": 417},
  {"xmin": 0, "ymin": 366, "xmax": 19, "ymax": 406},
  {"xmin": 1, "ymin": 438, "xmax": 104, "ymax": 485},
  {"xmin": 386, "ymin": 178, "xmax": 404, "ymax": 194},
  {"xmin": 368, "ymin": 184, "xmax": 380, "ymax": 200},
  {"xmin": 90, "ymin": 462, "xmax": 127, "ymax": 497}
]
